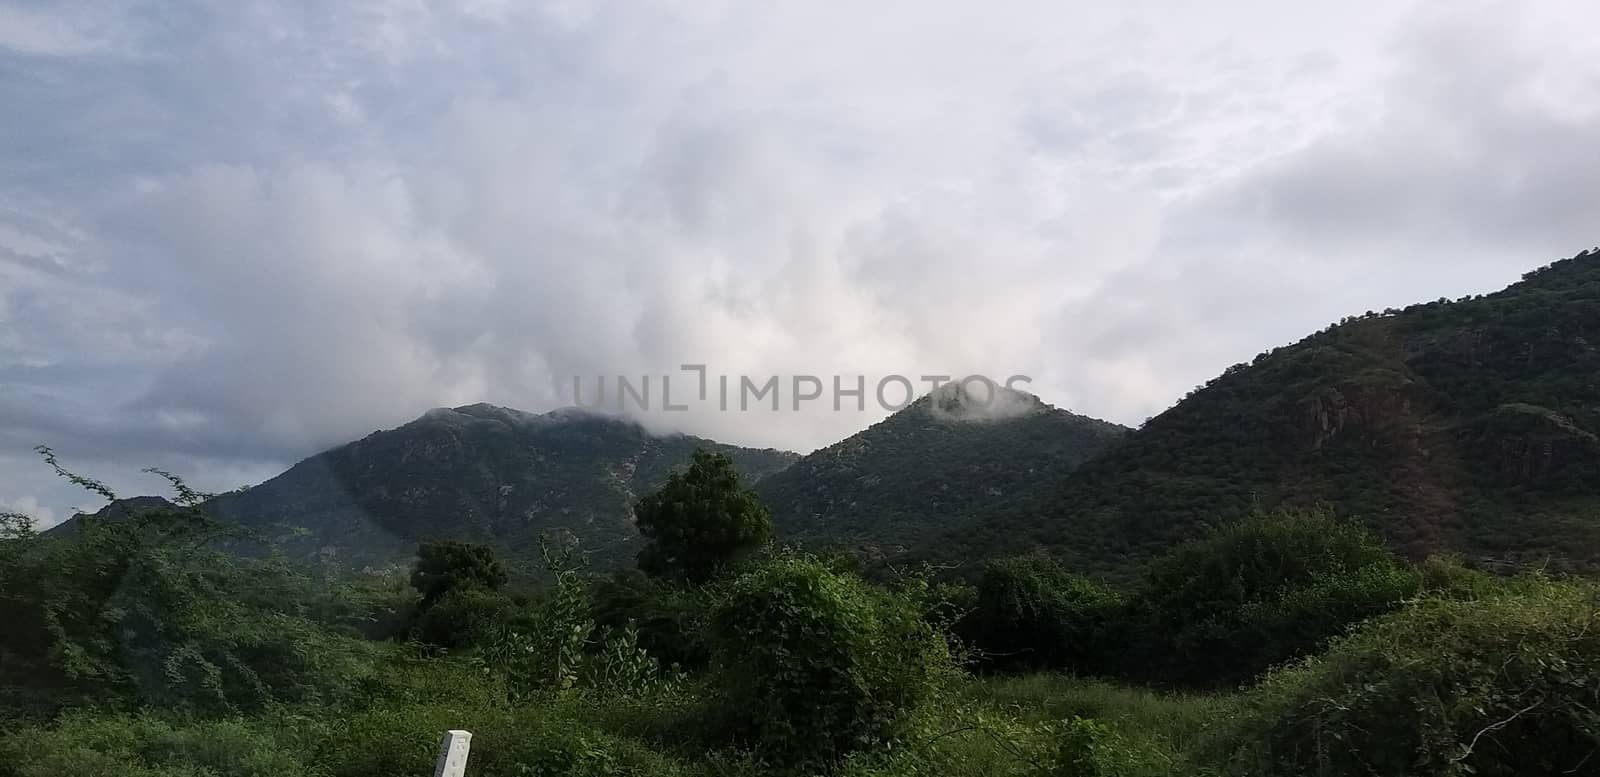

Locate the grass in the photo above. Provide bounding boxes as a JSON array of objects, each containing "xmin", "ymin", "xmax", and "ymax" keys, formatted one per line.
[
  {"xmin": 0, "ymin": 664, "xmax": 1243, "ymax": 777},
  {"xmin": 960, "ymin": 673, "xmax": 1241, "ymax": 770}
]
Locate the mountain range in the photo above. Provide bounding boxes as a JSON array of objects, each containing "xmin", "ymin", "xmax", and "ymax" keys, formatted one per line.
[
  {"xmin": 64, "ymin": 405, "xmax": 797, "ymax": 570},
  {"xmin": 60, "ymin": 392, "xmax": 1127, "ymax": 571},
  {"xmin": 55, "ymin": 247, "xmax": 1600, "ymax": 580}
]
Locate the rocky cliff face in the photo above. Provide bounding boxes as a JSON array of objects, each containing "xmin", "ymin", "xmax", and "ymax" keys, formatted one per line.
[
  {"xmin": 1473, "ymin": 403, "xmax": 1600, "ymax": 487},
  {"xmin": 1292, "ymin": 369, "xmax": 1422, "ymax": 452}
]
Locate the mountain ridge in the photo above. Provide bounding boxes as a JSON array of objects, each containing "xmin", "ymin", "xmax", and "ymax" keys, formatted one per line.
[
  {"xmin": 909, "ymin": 247, "xmax": 1600, "ymax": 579},
  {"xmin": 757, "ymin": 384, "xmax": 1130, "ymax": 557},
  {"xmin": 55, "ymin": 404, "xmax": 800, "ymax": 570}
]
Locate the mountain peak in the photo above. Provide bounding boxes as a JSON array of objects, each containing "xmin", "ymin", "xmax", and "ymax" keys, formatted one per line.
[
  {"xmin": 416, "ymin": 402, "xmax": 628, "ymax": 429},
  {"xmin": 919, "ymin": 382, "xmax": 1048, "ymax": 422},
  {"xmin": 757, "ymin": 388, "xmax": 1128, "ymax": 551}
]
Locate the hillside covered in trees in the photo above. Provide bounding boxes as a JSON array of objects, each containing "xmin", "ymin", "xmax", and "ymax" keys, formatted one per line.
[
  {"xmin": 757, "ymin": 385, "xmax": 1128, "ymax": 556},
  {"xmin": 917, "ymin": 248, "xmax": 1600, "ymax": 579},
  {"xmin": 53, "ymin": 404, "xmax": 799, "ymax": 570}
]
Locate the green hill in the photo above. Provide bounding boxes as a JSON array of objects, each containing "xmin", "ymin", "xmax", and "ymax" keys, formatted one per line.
[
  {"xmin": 916, "ymin": 248, "xmax": 1600, "ymax": 579},
  {"xmin": 757, "ymin": 385, "xmax": 1129, "ymax": 557},
  {"xmin": 167, "ymin": 404, "xmax": 797, "ymax": 569}
]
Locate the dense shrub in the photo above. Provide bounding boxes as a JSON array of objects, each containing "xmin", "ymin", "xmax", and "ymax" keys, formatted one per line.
[
  {"xmin": 1129, "ymin": 509, "xmax": 1420, "ymax": 686},
  {"xmin": 1213, "ymin": 580, "xmax": 1600, "ymax": 776},
  {"xmin": 591, "ymin": 569, "xmax": 720, "ymax": 671},
  {"xmin": 960, "ymin": 556, "xmax": 1122, "ymax": 673},
  {"xmin": 409, "ymin": 587, "xmax": 522, "ymax": 649},
  {"xmin": 707, "ymin": 555, "xmax": 951, "ymax": 770}
]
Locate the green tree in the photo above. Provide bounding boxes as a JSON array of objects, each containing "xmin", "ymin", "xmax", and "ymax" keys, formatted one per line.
[
  {"xmin": 408, "ymin": 540, "xmax": 508, "ymax": 606},
  {"xmin": 635, "ymin": 449, "xmax": 773, "ymax": 584}
]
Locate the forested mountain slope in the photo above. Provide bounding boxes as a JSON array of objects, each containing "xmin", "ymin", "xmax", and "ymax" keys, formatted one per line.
[
  {"xmin": 757, "ymin": 385, "xmax": 1129, "ymax": 556},
  {"xmin": 55, "ymin": 404, "xmax": 799, "ymax": 569},
  {"xmin": 918, "ymin": 248, "xmax": 1600, "ymax": 578}
]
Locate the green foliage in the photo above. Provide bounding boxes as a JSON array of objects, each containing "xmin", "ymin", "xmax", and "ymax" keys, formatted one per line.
[
  {"xmin": 1041, "ymin": 716, "xmax": 1166, "ymax": 777},
  {"xmin": 707, "ymin": 554, "xmax": 952, "ymax": 770},
  {"xmin": 591, "ymin": 568, "xmax": 719, "ymax": 670},
  {"xmin": 1129, "ymin": 509, "xmax": 1419, "ymax": 686},
  {"xmin": 318, "ymin": 658, "xmax": 692, "ymax": 777},
  {"xmin": 411, "ymin": 587, "xmax": 520, "ymax": 650},
  {"xmin": 965, "ymin": 673, "xmax": 1230, "ymax": 770},
  {"xmin": 410, "ymin": 539, "xmax": 508, "ymax": 606},
  {"xmin": 0, "ymin": 510, "xmax": 36, "ymax": 540},
  {"xmin": 0, "ymin": 711, "xmax": 324, "ymax": 777},
  {"xmin": 1213, "ymin": 579, "xmax": 1600, "ymax": 776},
  {"xmin": 635, "ymin": 449, "xmax": 775, "ymax": 584},
  {"xmin": 475, "ymin": 540, "xmax": 679, "ymax": 700},
  {"xmin": 961, "ymin": 556, "xmax": 1122, "ymax": 673},
  {"xmin": 1416, "ymin": 553, "xmax": 1508, "ymax": 600},
  {"xmin": 0, "ymin": 504, "xmax": 380, "ymax": 720}
]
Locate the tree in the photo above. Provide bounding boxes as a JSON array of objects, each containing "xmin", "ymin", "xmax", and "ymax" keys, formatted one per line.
[
  {"xmin": 409, "ymin": 540, "xmax": 507, "ymax": 606},
  {"xmin": 0, "ymin": 511, "xmax": 35, "ymax": 541},
  {"xmin": 634, "ymin": 449, "xmax": 773, "ymax": 584}
]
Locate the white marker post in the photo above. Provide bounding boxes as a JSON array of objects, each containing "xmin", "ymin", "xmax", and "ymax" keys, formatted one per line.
[{"xmin": 433, "ymin": 730, "xmax": 472, "ymax": 777}]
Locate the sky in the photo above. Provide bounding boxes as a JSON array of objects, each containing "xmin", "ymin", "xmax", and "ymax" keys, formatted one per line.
[{"xmin": 2, "ymin": 0, "xmax": 1598, "ymax": 527}]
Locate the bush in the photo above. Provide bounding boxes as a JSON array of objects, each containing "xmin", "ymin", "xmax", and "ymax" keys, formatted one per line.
[
  {"xmin": 591, "ymin": 569, "xmax": 719, "ymax": 671},
  {"xmin": 409, "ymin": 587, "xmax": 522, "ymax": 650},
  {"xmin": 1213, "ymin": 579, "xmax": 1600, "ymax": 776},
  {"xmin": 707, "ymin": 555, "xmax": 951, "ymax": 770},
  {"xmin": 960, "ymin": 556, "xmax": 1122, "ymax": 673},
  {"xmin": 1129, "ymin": 509, "xmax": 1419, "ymax": 686}
]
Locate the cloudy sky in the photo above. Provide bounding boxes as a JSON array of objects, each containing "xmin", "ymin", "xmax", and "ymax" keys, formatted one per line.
[{"xmin": 3, "ymin": 0, "xmax": 1598, "ymax": 527}]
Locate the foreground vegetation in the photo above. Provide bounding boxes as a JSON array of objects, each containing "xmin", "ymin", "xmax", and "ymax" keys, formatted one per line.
[{"xmin": 2, "ymin": 451, "xmax": 1597, "ymax": 776}]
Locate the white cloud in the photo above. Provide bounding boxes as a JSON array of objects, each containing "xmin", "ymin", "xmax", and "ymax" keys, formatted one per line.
[
  {"xmin": 0, "ymin": 4, "xmax": 117, "ymax": 57},
  {"xmin": 1, "ymin": 0, "xmax": 1597, "ymax": 517},
  {"xmin": 1, "ymin": 494, "xmax": 57, "ymax": 529}
]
